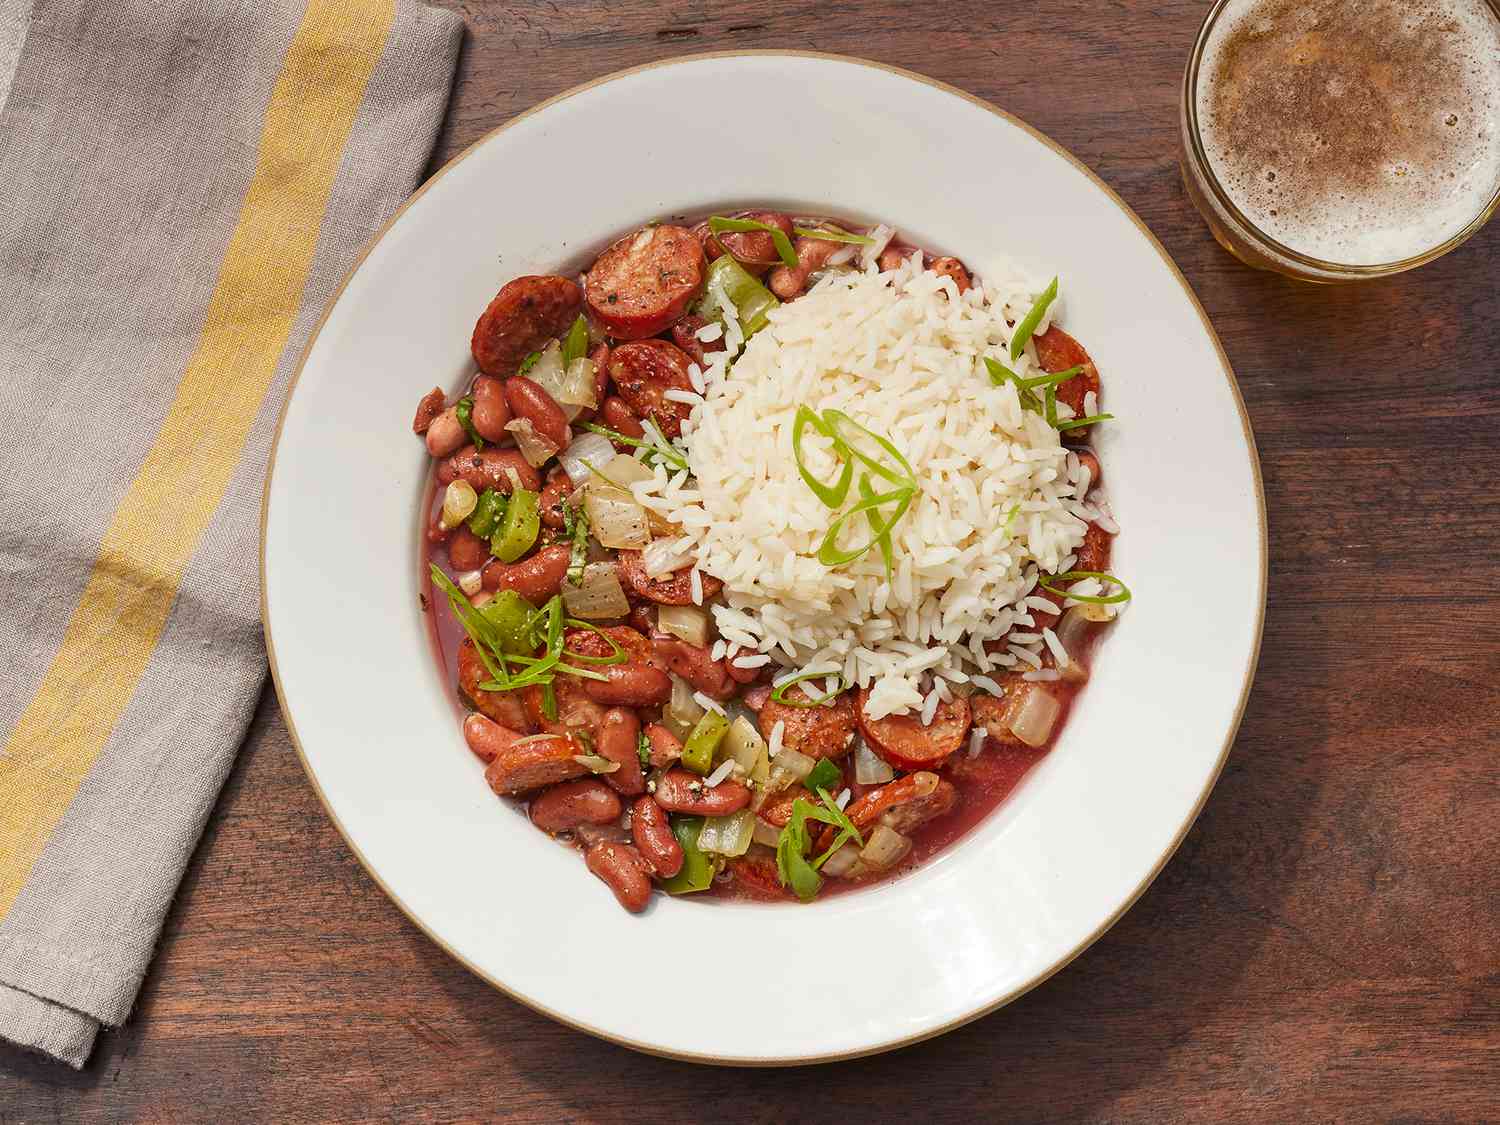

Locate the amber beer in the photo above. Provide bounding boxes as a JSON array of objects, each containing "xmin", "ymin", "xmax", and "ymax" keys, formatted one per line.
[{"xmin": 1180, "ymin": 0, "xmax": 1500, "ymax": 280}]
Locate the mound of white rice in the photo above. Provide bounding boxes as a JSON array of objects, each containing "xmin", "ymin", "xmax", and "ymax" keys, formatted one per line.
[{"xmin": 630, "ymin": 252, "xmax": 1114, "ymax": 719}]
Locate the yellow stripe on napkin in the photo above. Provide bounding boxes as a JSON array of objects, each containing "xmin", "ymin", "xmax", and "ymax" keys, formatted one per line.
[{"xmin": 0, "ymin": 0, "xmax": 396, "ymax": 916}]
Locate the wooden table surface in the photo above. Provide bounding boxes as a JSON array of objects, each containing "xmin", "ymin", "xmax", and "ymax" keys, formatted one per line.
[{"xmin": 5, "ymin": 1, "xmax": 1498, "ymax": 1120}]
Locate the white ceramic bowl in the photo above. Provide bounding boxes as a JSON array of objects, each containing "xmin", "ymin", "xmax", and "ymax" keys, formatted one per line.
[{"xmin": 263, "ymin": 52, "xmax": 1265, "ymax": 1064}]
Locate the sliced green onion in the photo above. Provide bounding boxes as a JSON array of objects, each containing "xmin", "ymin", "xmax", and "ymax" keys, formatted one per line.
[
  {"xmin": 816, "ymin": 484, "xmax": 914, "ymax": 567},
  {"xmin": 983, "ymin": 357, "xmax": 1044, "ymax": 415},
  {"xmin": 490, "ymin": 488, "xmax": 539, "ymax": 563},
  {"xmin": 454, "ymin": 395, "xmax": 483, "ymax": 450},
  {"xmin": 804, "ymin": 759, "xmax": 841, "ymax": 792},
  {"xmin": 1037, "ymin": 570, "xmax": 1132, "ymax": 605},
  {"xmin": 1020, "ymin": 365, "xmax": 1083, "ymax": 389},
  {"xmin": 1055, "ymin": 413, "xmax": 1115, "ymax": 431},
  {"xmin": 539, "ymin": 682, "xmax": 558, "ymax": 722},
  {"xmin": 1003, "ymin": 503, "xmax": 1021, "ymax": 532},
  {"xmin": 791, "ymin": 224, "xmax": 874, "ymax": 245},
  {"xmin": 858, "ymin": 472, "xmax": 896, "ymax": 579},
  {"xmin": 696, "ymin": 255, "xmax": 779, "ymax": 337},
  {"xmin": 821, "ymin": 409, "xmax": 916, "ymax": 486},
  {"xmin": 636, "ymin": 732, "xmax": 651, "ymax": 769},
  {"xmin": 791, "ymin": 405, "xmax": 853, "ymax": 508},
  {"xmin": 560, "ymin": 314, "xmax": 590, "ymax": 366},
  {"xmin": 581, "ymin": 422, "xmax": 688, "ymax": 473},
  {"xmin": 516, "ymin": 351, "xmax": 541, "ymax": 376},
  {"xmin": 466, "ymin": 488, "xmax": 506, "ymax": 539},
  {"xmin": 771, "ymin": 670, "xmax": 848, "ymax": 709},
  {"xmin": 811, "ymin": 786, "xmax": 864, "ymax": 862},
  {"xmin": 566, "ymin": 503, "xmax": 589, "ymax": 586},
  {"xmin": 1009, "ymin": 275, "xmax": 1059, "ymax": 361},
  {"xmin": 708, "ymin": 216, "xmax": 798, "ymax": 268}
]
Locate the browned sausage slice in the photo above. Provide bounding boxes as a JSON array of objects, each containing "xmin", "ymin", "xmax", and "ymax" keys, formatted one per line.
[
  {"xmin": 471, "ymin": 275, "xmax": 583, "ymax": 376},
  {"xmin": 585, "ymin": 225, "xmax": 705, "ymax": 341},
  {"xmin": 855, "ymin": 688, "xmax": 972, "ymax": 771},
  {"xmin": 457, "ymin": 639, "xmax": 536, "ymax": 733},
  {"xmin": 693, "ymin": 210, "xmax": 793, "ymax": 277},
  {"xmin": 928, "ymin": 256, "xmax": 972, "ymax": 294},
  {"xmin": 522, "ymin": 675, "xmax": 607, "ymax": 739},
  {"xmin": 615, "ymin": 549, "xmax": 723, "ymax": 606},
  {"xmin": 1032, "ymin": 326, "xmax": 1102, "ymax": 437},
  {"xmin": 757, "ymin": 687, "xmax": 858, "ymax": 760},
  {"xmin": 484, "ymin": 732, "xmax": 591, "ymax": 795},
  {"xmin": 1075, "ymin": 521, "xmax": 1112, "ymax": 573},
  {"xmin": 607, "ymin": 339, "xmax": 697, "ymax": 438}
]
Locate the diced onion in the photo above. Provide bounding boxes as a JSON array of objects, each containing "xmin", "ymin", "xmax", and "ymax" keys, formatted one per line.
[
  {"xmin": 704, "ymin": 759, "xmax": 736, "ymax": 787},
  {"xmin": 439, "ymin": 479, "xmax": 477, "ymax": 529},
  {"xmin": 696, "ymin": 810, "xmax": 755, "ymax": 857},
  {"xmin": 597, "ymin": 453, "xmax": 655, "ymax": 488},
  {"xmin": 858, "ymin": 825, "xmax": 911, "ymax": 871},
  {"xmin": 751, "ymin": 818, "xmax": 781, "ymax": 848},
  {"xmin": 724, "ymin": 716, "xmax": 770, "ymax": 784},
  {"xmin": 505, "ymin": 418, "xmax": 561, "ymax": 468},
  {"xmin": 584, "ymin": 482, "xmax": 650, "ymax": 550},
  {"xmin": 642, "ymin": 537, "xmax": 693, "ymax": 578},
  {"xmin": 1009, "ymin": 685, "xmax": 1062, "ymax": 748},
  {"xmin": 457, "ymin": 569, "xmax": 483, "ymax": 596},
  {"xmin": 560, "ymin": 562, "xmax": 629, "ymax": 619},
  {"xmin": 523, "ymin": 341, "xmax": 572, "ymax": 413},
  {"xmin": 852, "ymin": 740, "xmax": 895, "ymax": 784},
  {"xmin": 821, "ymin": 842, "xmax": 861, "ymax": 878},
  {"xmin": 664, "ymin": 675, "xmax": 705, "ymax": 740},
  {"xmin": 658, "ymin": 605, "xmax": 710, "ymax": 647},
  {"xmin": 556, "ymin": 357, "xmax": 598, "ymax": 413},
  {"xmin": 773, "ymin": 747, "xmax": 816, "ymax": 782},
  {"xmin": 559, "ymin": 432, "xmax": 617, "ymax": 485}
]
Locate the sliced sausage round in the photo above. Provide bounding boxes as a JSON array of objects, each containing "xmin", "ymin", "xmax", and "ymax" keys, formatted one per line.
[
  {"xmin": 607, "ymin": 339, "xmax": 696, "ymax": 438},
  {"xmin": 757, "ymin": 687, "xmax": 857, "ymax": 759},
  {"xmin": 522, "ymin": 675, "xmax": 607, "ymax": 739},
  {"xmin": 615, "ymin": 549, "xmax": 723, "ymax": 606},
  {"xmin": 1032, "ymin": 325, "xmax": 1102, "ymax": 436},
  {"xmin": 695, "ymin": 210, "xmax": 793, "ymax": 277},
  {"xmin": 483, "ymin": 732, "xmax": 590, "ymax": 796},
  {"xmin": 584, "ymin": 225, "xmax": 705, "ymax": 341},
  {"xmin": 855, "ymin": 688, "xmax": 972, "ymax": 771},
  {"xmin": 471, "ymin": 275, "xmax": 583, "ymax": 377}
]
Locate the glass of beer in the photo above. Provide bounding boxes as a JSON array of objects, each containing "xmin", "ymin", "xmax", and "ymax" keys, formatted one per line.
[{"xmin": 1180, "ymin": 0, "xmax": 1500, "ymax": 281}]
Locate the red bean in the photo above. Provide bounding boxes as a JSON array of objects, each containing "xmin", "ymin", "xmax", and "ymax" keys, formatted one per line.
[
  {"xmin": 446, "ymin": 526, "xmax": 491, "ymax": 572},
  {"xmin": 470, "ymin": 375, "xmax": 512, "ymax": 441},
  {"xmin": 643, "ymin": 723, "xmax": 683, "ymax": 769},
  {"xmin": 462, "ymin": 712, "xmax": 524, "ymax": 764},
  {"xmin": 528, "ymin": 779, "xmax": 622, "ymax": 832},
  {"xmin": 583, "ymin": 662, "xmax": 673, "ymax": 708},
  {"xmin": 652, "ymin": 768, "xmax": 750, "ymax": 816},
  {"xmin": 652, "ymin": 637, "xmax": 735, "ymax": 700},
  {"xmin": 425, "ymin": 407, "xmax": 466, "ymax": 457},
  {"xmin": 504, "ymin": 376, "xmax": 570, "ymax": 450},
  {"xmin": 596, "ymin": 708, "xmax": 645, "ymax": 796},
  {"xmin": 584, "ymin": 840, "xmax": 653, "ymax": 913},
  {"xmin": 481, "ymin": 543, "xmax": 571, "ymax": 601},
  {"xmin": 631, "ymin": 796, "xmax": 683, "ymax": 878},
  {"xmin": 437, "ymin": 446, "xmax": 541, "ymax": 493}
]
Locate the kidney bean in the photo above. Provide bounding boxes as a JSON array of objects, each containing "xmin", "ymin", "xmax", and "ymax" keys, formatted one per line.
[
  {"xmin": 584, "ymin": 662, "xmax": 673, "ymax": 707},
  {"xmin": 425, "ymin": 406, "xmax": 466, "ymax": 457},
  {"xmin": 741, "ymin": 684, "xmax": 771, "ymax": 711},
  {"xmin": 481, "ymin": 543, "xmax": 571, "ymax": 601},
  {"xmin": 504, "ymin": 376, "xmax": 571, "ymax": 450},
  {"xmin": 438, "ymin": 445, "xmax": 541, "ymax": 493},
  {"xmin": 412, "ymin": 386, "xmax": 446, "ymax": 434},
  {"xmin": 584, "ymin": 840, "xmax": 654, "ymax": 913},
  {"xmin": 652, "ymin": 637, "xmax": 735, "ymax": 700},
  {"xmin": 447, "ymin": 525, "xmax": 491, "ymax": 572},
  {"xmin": 626, "ymin": 600, "xmax": 656, "ymax": 636},
  {"xmin": 726, "ymin": 658, "xmax": 761, "ymax": 685},
  {"xmin": 631, "ymin": 796, "xmax": 683, "ymax": 878},
  {"xmin": 462, "ymin": 712, "xmax": 524, "ymax": 765},
  {"xmin": 539, "ymin": 467, "xmax": 573, "ymax": 529},
  {"xmin": 470, "ymin": 375, "xmax": 512, "ymax": 441},
  {"xmin": 528, "ymin": 779, "xmax": 622, "ymax": 832},
  {"xmin": 596, "ymin": 708, "xmax": 645, "ymax": 796},
  {"xmin": 643, "ymin": 722, "xmax": 682, "ymax": 768},
  {"xmin": 575, "ymin": 822, "xmax": 630, "ymax": 847},
  {"xmin": 653, "ymin": 768, "xmax": 750, "ymax": 816},
  {"xmin": 599, "ymin": 396, "xmax": 645, "ymax": 448}
]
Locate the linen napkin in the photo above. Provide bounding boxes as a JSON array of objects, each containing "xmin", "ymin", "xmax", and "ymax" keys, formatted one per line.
[{"xmin": 0, "ymin": 0, "xmax": 462, "ymax": 1066}]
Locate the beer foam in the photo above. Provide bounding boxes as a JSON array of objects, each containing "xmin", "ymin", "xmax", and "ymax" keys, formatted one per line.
[{"xmin": 1197, "ymin": 0, "xmax": 1500, "ymax": 265}]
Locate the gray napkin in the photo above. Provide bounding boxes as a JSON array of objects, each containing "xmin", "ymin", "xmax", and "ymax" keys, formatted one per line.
[{"xmin": 0, "ymin": 0, "xmax": 462, "ymax": 1066}]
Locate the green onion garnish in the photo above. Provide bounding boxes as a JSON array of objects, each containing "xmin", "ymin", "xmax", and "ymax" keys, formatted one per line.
[
  {"xmin": 581, "ymin": 421, "xmax": 689, "ymax": 473},
  {"xmin": 636, "ymin": 732, "xmax": 651, "ymax": 769},
  {"xmin": 1020, "ymin": 365, "xmax": 1083, "ymax": 389},
  {"xmin": 858, "ymin": 473, "xmax": 896, "ymax": 579},
  {"xmin": 565, "ymin": 503, "xmax": 589, "ymax": 587},
  {"xmin": 1055, "ymin": 413, "xmax": 1115, "ymax": 431},
  {"xmin": 1037, "ymin": 570, "xmax": 1132, "ymax": 605},
  {"xmin": 1009, "ymin": 275, "xmax": 1058, "ymax": 361},
  {"xmin": 821, "ymin": 409, "xmax": 916, "ymax": 486},
  {"xmin": 791, "ymin": 405, "xmax": 854, "ymax": 508},
  {"xmin": 804, "ymin": 759, "xmax": 841, "ymax": 792},
  {"xmin": 983, "ymin": 357, "xmax": 1043, "ymax": 415},
  {"xmin": 773, "ymin": 788, "xmax": 867, "ymax": 901},
  {"xmin": 517, "ymin": 351, "xmax": 541, "ymax": 376},
  {"xmin": 708, "ymin": 216, "xmax": 798, "ymax": 268},
  {"xmin": 791, "ymin": 224, "xmax": 875, "ymax": 246},
  {"xmin": 454, "ymin": 395, "xmax": 483, "ymax": 450},
  {"xmin": 817, "ymin": 482, "xmax": 915, "ymax": 567},
  {"xmin": 770, "ymin": 670, "xmax": 847, "ymax": 708},
  {"xmin": 560, "ymin": 314, "xmax": 590, "ymax": 366}
]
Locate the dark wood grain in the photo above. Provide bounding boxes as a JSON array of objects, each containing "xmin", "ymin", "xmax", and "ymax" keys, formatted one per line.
[{"xmin": 4, "ymin": 2, "xmax": 1498, "ymax": 1120}]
